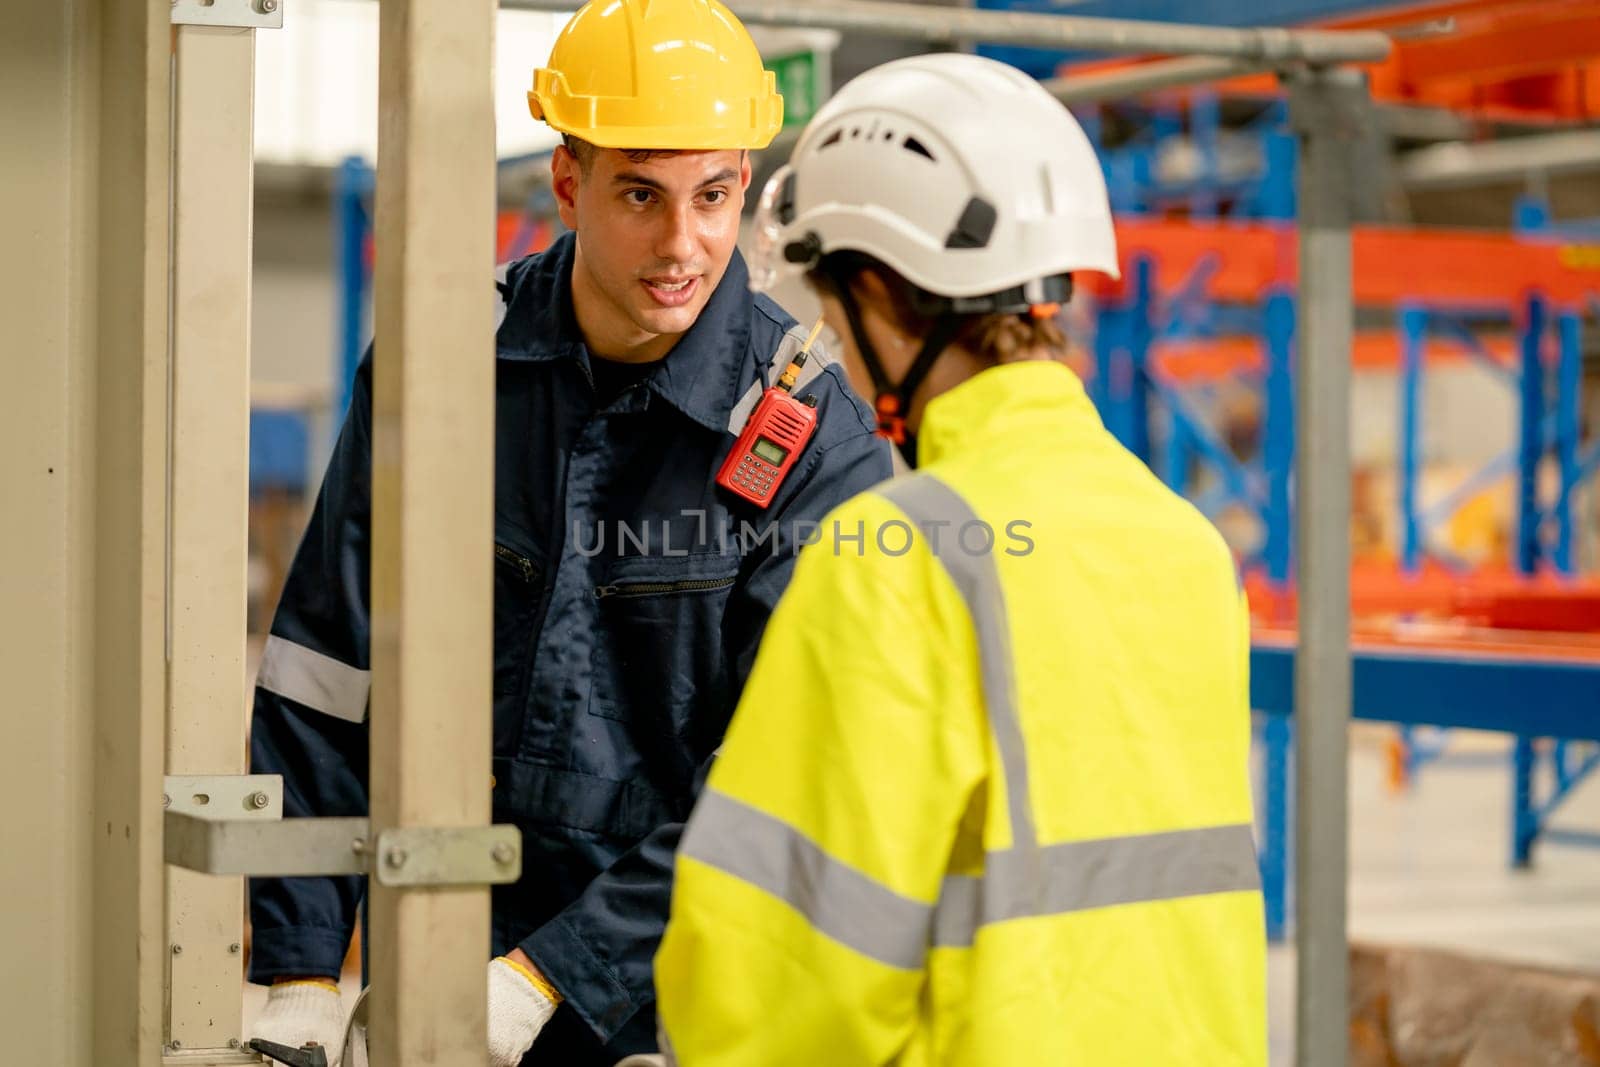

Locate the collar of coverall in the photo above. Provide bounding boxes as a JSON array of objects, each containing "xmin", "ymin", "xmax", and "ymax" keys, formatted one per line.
[
  {"xmin": 494, "ymin": 230, "xmax": 757, "ymax": 434},
  {"xmin": 913, "ymin": 359, "xmax": 1097, "ymax": 469}
]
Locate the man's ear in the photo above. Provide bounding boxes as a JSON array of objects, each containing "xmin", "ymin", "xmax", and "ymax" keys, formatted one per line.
[
  {"xmin": 739, "ymin": 149, "xmax": 752, "ymax": 192},
  {"xmin": 551, "ymin": 146, "xmax": 581, "ymax": 231}
]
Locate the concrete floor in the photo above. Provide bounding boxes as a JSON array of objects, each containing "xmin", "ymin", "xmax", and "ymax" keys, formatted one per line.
[
  {"xmin": 242, "ymin": 726, "xmax": 1600, "ymax": 1065},
  {"xmin": 1268, "ymin": 726, "xmax": 1600, "ymax": 1063}
]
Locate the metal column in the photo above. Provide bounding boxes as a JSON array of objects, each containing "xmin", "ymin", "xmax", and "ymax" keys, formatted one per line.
[
  {"xmin": 1555, "ymin": 311, "xmax": 1583, "ymax": 575},
  {"xmin": 1127, "ymin": 258, "xmax": 1155, "ymax": 465},
  {"xmin": 368, "ymin": 0, "xmax": 499, "ymax": 1062},
  {"xmin": 1092, "ymin": 258, "xmax": 1156, "ymax": 463},
  {"xmin": 1288, "ymin": 67, "xmax": 1363, "ymax": 1067},
  {"xmin": 165, "ymin": 20, "xmax": 258, "ymax": 1060},
  {"xmin": 1091, "ymin": 292, "xmax": 1126, "ymax": 441},
  {"xmin": 1511, "ymin": 293, "xmax": 1548, "ymax": 867},
  {"xmin": 1399, "ymin": 304, "xmax": 1427, "ymax": 574},
  {"xmin": 1264, "ymin": 290, "xmax": 1298, "ymax": 591},
  {"xmin": 1260, "ymin": 287, "xmax": 1298, "ymax": 945},
  {"xmin": 1517, "ymin": 293, "xmax": 1548, "ymax": 577},
  {"xmin": 335, "ymin": 156, "xmax": 374, "ymax": 420}
]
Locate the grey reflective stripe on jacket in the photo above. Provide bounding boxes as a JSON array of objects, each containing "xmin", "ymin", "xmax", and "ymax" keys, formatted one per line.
[
  {"xmin": 726, "ymin": 321, "xmax": 835, "ymax": 432},
  {"xmin": 678, "ymin": 473, "xmax": 1261, "ymax": 970},
  {"xmin": 878, "ymin": 475, "xmax": 1038, "ymax": 854},
  {"xmin": 679, "ymin": 790, "xmax": 933, "ymax": 971},
  {"xmin": 681, "ymin": 794, "xmax": 1261, "ymax": 966},
  {"xmin": 493, "ymin": 261, "xmax": 512, "ymax": 332},
  {"xmin": 256, "ymin": 635, "xmax": 370, "ymax": 724},
  {"xmin": 931, "ymin": 824, "xmax": 1260, "ymax": 948}
]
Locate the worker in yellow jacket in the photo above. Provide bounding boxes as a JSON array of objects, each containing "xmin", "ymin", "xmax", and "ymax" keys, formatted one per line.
[{"xmin": 650, "ymin": 53, "xmax": 1267, "ymax": 1066}]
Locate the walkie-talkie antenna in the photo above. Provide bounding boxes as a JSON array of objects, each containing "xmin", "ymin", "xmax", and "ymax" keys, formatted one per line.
[{"xmin": 777, "ymin": 316, "xmax": 828, "ymax": 393}]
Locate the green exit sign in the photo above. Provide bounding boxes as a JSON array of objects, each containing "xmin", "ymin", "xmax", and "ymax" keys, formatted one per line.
[{"xmin": 767, "ymin": 50, "xmax": 821, "ymax": 128}]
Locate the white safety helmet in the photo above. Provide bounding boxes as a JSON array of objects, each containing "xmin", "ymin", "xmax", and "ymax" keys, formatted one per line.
[{"xmin": 750, "ymin": 52, "xmax": 1120, "ymax": 303}]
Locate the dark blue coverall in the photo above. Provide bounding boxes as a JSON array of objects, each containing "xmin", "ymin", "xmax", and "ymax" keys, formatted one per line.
[{"xmin": 248, "ymin": 232, "xmax": 892, "ymax": 1062}]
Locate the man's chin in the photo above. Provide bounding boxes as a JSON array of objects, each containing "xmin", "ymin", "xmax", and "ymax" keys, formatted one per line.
[{"xmin": 631, "ymin": 300, "xmax": 706, "ymax": 339}]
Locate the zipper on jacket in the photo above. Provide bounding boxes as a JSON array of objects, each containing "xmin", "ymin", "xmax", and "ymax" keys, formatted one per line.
[
  {"xmin": 493, "ymin": 542, "xmax": 542, "ymax": 761},
  {"xmin": 495, "ymin": 542, "xmax": 539, "ymax": 584},
  {"xmin": 595, "ymin": 576, "xmax": 736, "ymax": 600}
]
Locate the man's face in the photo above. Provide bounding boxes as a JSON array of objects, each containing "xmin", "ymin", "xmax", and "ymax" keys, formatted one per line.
[{"xmin": 554, "ymin": 146, "xmax": 751, "ymax": 357}]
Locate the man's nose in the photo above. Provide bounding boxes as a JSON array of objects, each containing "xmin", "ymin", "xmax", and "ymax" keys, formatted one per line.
[{"xmin": 654, "ymin": 203, "xmax": 696, "ymax": 264}]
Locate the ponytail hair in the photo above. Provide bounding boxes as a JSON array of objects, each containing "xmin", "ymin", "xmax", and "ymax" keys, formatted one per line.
[{"xmin": 808, "ymin": 250, "xmax": 1067, "ymax": 365}]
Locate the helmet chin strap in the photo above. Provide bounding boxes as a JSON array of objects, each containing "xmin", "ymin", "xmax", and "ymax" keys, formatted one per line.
[{"xmin": 826, "ymin": 270, "xmax": 962, "ymax": 470}]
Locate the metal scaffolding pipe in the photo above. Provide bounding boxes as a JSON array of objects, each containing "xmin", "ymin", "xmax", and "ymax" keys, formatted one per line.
[
  {"xmin": 1287, "ymin": 65, "xmax": 1360, "ymax": 1067},
  {"xmin": 1400, "ymin": 129, "xmax": 1600, "ymax": 189},
  {"xmin": 501, "ymin": 0, "xmax": 1391, "ymax": 64},
  {"xmin": 1045, "ymin": 55, "xmax": 1268, "ymax": 104}
]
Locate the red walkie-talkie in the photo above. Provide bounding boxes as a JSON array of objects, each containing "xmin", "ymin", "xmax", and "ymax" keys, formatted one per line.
[{"xmin": 716, "ymin": 318, "xmax": 825, "ymax": 508}]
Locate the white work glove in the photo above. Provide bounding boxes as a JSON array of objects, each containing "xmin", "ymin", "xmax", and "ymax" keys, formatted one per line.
[
  {"xmin": 488, "ymin": 956, "xmax": 561, "ymax": 1067},
  {"xmin": 250, "ymin": 979, "xmax": 347, "ymax": 1066}
]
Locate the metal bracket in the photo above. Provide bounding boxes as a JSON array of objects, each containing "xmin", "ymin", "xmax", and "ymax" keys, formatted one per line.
[
  {"xmin": 172, "ymin": 0, "xmax": 284, "ymax": 30},
  {"xmin": 1284, "ymin": 67, "xmax": 1375, "ymax": 141},
  {"xmin": 1283, "ymin": 66, "xmax": 1384, "ymax": 223},
  {"xmin": 164, "ymin": 774, "xmax": 282, "ymax": 819},
  {"xmin": 161, "ymin": 1050, "xmax": 267, "ymax": 1066},
  {"xmin": 372, "ymin": 824, "xmax": 523, "ymax": 887},
  {"xmin": 164, "ymin": 814, "xmax": 521, "ymax": 886},
  {"xmin": 163, "ymin": 772, "xmax": 521, "ymax": 886},
  {"xmin": 166, "ymin": 812, "xmax": 371, "ymax": 877}
]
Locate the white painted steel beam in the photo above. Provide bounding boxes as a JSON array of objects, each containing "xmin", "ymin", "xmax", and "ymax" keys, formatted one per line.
[
  {"xmin": 368, "ymin": 0, "xmax": 499, "ymax": 1063},
  {"xmin": 166, "ymin": 22, "xmax": 257, "ymax": 1058}
]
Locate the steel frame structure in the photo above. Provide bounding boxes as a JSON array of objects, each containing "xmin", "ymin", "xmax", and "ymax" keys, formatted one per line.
[{"xmin": 4, "ymin": 2, "xmax": 1391, "ymax": 1065}]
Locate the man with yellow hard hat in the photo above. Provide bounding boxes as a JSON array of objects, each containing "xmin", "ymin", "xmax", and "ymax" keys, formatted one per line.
[{"xmin": 243, "ymin": 2, "xmax": 891, "ymax": 1063}]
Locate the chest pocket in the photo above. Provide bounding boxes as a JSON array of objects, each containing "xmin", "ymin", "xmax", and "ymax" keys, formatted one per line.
[{"xmin": 588, "ymin": 552, "xmax": 742, "ymax": 743}]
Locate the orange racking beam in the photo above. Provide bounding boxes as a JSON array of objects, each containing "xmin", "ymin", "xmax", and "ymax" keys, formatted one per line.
[
  {"xmin": 1151, "ymin": 330, "xmax": 1517, "ymax": 380},
  {"xmin": 1063, "ymin": 1, "xmax": 1600, "ymax": 122},
  {"xmin": 1395, "ymin": 1, "xmax": 1600, "ymax": 84},
  {"xmin": 1094, "ymin": 217, "xmax": 1600, "ymax": 305}
]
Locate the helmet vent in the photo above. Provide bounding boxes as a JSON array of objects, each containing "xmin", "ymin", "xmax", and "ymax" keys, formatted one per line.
[
  {"xmin": 820, "ymin": 128, "xmax": 844, "ymax": 149},
  {"xmin": 902, "ymin": 136, "xmax": 935, "ymax": 161},
  {"xmin": 944, "ymin": 196, "xmax": 997, "ymax": 250}
]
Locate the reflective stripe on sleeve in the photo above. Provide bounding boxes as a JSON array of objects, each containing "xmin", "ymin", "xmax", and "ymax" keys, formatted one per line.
[
  {"xmin": 933, "ymin": 823, "xmax": 1262, "ymax": 948},
  {"xmin": 679, "ymin": 789, "xmax": 934, "ymax": 971},
  {"xmin": 682, "ymin": 791, "xmax": 1260, "ymax": 964},
  {"xmin": 256, "ymin": 635, "xmax": 370, "ymax": 724}
]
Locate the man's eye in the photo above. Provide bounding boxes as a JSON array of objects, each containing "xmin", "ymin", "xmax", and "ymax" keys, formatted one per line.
[
  {"xmin": 703, "ymin": 189, "xmax": 727, "ymax": 205},
  {"xmin": 624, "ymin": 190, "xmax": 653, "ymax": 206}
]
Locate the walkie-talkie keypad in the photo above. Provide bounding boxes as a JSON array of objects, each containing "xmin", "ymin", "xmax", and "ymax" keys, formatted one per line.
[{"xmin": 733, "ymin": 453, "xmax": 778, "ymax": 497}]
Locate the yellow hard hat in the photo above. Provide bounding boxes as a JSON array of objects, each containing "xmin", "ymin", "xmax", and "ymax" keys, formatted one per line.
[{"xmin": 530, "ymin": 0, "xmax": 783, "ymax": 151}]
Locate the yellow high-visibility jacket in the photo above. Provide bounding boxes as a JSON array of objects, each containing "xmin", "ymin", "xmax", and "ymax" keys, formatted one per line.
[{"xmin": 657, "ymin": 361, "xmax": 1265, "ymax": 1065}]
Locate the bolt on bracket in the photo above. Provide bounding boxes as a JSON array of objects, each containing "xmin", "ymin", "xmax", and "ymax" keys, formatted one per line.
[
  {"xmin": 373, "ymin": 824, "xmax": 523, "ymax": 888},
  {"xmin": 171, "ymin": 0, "xmax": 284, "ymax": 30},
  {"xmin": 163, "ymin": 774, "xmax": 282, "ymax": 819}
]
